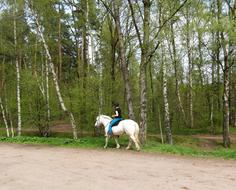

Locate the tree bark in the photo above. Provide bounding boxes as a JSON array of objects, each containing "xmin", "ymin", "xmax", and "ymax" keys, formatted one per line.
[
  {"xmin": 221, "ymin": 30, "xmax": 231, "ymax": 148},
  {"xmin": 161, "ymin": 47, "xmax": 172, "ymax": 144},
  {"xmin": 139, "ymin": 0, "xmax": 151, "ymax": 144},
  {"xmin": 223, "ymin": 65, "xmax": 231, "ymax": 147}
]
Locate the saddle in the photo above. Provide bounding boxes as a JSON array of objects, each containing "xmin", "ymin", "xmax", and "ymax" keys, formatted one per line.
[{"xmin": 112, "ymin": 119, "xmax": 122, "ymax": 127}]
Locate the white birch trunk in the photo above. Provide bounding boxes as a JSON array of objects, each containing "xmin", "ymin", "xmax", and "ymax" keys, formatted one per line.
[
  {"xmin": 58, "ymin": 3, "xmax": 62, "ymax": 81},
  {"xmin": 30, "ymin": 5, "xmax": 78, "ymax": 139},
  {"xmin": 158, "ymin": 107, "xmax": 164, "ymax": 144},
  {"xmin": 3, "ymin": 82, "xmax": 14, "ymax": 137},
  {"xmin": 14, "ymin": 0, "xmax": 22, "ymax": 136},
  {"xmin": 162, "ymin": 48, "xmax": 172, "ymax": 145},
  {"xmin": 222, "ymin": 33, "xmax": 231, "ymax": 148},
  {"xmin": 0, "ymin": 96, "xmax": 10, "ymax": 137},
  {"xmin": 5, "ymin": 98, "xmax": 14, "ymax": 137},
  {"xmin": 45, "ymin": 58, "xmax": 50, "ymax": 129},
  {"xmin": 186, "ymin": 12, "xmax": 194, "ymax": 129},
  {"xmin": 223, "ymin": 66, "xmax": 230, "ymax": 147}
]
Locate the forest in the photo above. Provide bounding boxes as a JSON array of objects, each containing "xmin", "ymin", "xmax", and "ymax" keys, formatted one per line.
[{"xmin": 0, "ymin": 0, "xmax": 235, "ymax": 150}]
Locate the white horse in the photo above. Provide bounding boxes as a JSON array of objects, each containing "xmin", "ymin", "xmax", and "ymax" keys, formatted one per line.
[{"xmin": 94, "ymin": 115, "xmax": 140, "ymax": 151}]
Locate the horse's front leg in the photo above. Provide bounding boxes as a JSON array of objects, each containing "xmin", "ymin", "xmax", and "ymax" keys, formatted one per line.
[
  {"xmin": 104, "ymin": 136, "xmax": 109, "ymax": 149},
  {"xmin": 114, "ymin": 136, "xmax": 120, "ymax": 149}
]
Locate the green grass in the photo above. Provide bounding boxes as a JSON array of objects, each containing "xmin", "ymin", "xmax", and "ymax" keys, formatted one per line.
[
  {"xmin": 0, "ymin": 135, "xmax": 236, "ymax": 160},
  {"xmin": 143, "ymin": 140, "xmax": 236, "ymax": 160},
  {"xmin": 0, "ymin": 136, "xmax": 104, "ymax": 148}
]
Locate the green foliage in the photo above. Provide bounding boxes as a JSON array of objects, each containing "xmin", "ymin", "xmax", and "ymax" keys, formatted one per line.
[{"xmin": 0, "ymin": 0, "xmax": 235, "ymax": 148}]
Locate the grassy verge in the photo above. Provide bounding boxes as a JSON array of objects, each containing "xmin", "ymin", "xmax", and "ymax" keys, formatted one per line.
[
  {"xmin": 143, "ymin": 140, "xmax": 236, "ymax": 160},
  {"xmin": 0, "ymin": 135, "xmax": 236, "ymax": 160}
]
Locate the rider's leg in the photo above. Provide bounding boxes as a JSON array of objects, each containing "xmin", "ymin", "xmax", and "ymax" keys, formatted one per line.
[{"xmin": 108, "ymin": 118, "xmax": 121, "ymax": 135}]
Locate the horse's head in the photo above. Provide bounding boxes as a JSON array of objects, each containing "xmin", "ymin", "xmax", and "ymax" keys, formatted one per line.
[
  {"xmin": 95, "ymin": 115, "xmax": 111, "ymax": 129},
  {"xmin": 94, "ymin": 115, "xmax": 102, "ymax": 128}
]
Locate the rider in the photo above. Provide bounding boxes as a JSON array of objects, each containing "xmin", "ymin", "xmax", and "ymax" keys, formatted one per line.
[{"xmin": 108, "ymin": 102, "xmax": 123, "ymax": 135}]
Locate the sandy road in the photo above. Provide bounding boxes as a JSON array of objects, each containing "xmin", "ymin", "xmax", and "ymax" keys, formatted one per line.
[{"xmin": 0, "ymin": 143, "xmax": 236, "ymax": 190}]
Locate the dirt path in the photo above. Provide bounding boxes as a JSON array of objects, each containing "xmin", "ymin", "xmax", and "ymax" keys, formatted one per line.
[{"xmin": 0, "ymin": 143, "xmax": 236, "ymax": 190}]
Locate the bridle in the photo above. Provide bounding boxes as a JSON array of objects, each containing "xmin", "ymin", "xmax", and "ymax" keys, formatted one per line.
[{"xmin": 95, "ymin": 115, "xmax": 110, "ymax": 128}]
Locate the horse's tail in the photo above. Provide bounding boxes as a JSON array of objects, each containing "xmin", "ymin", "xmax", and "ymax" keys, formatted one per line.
[{"xmin": 134, "ymin": 122, "xmax": 140, "ymax": 145}]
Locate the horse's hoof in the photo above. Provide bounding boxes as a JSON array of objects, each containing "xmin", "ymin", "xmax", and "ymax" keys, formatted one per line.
[
  {"xmin": 116, "ymin": 145, "xmax": 120, "ymax": 149},
  {"xmin": 126, "ymin": 147, "xmax": 130, "ymax": 150},
  {"xmin": 104, "ymin": 146, "xmax": 107, "ymax": 149}
]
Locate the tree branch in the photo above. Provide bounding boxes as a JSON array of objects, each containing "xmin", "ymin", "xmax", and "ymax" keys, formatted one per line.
[
  {"xmin": 147, "ymin": 0, "xmax": 188, "ymax": 62},
  {"xmin": 128, "ymin": 0, "xmax": 143, "ymax": 49},
  {"xmin": 99, "ymin": 0, "xmax": 115, "ymax": 20}
]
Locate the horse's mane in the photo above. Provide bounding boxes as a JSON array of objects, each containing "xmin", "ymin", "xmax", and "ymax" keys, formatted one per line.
[{"xmin": 99, "ymin": 115, "xmax": 112, "ymax": 120}]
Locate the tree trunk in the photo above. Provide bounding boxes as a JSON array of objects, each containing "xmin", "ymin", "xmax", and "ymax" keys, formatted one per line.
[
  {"xmin": 14, "ymin": 0, "xmax": 22, "ymax": 136},
  {"xmin": 170, "ymin": 22, "xmax": 187, "ymax": 127},
  {"xmin": 197, "ymin": 31, "xmax": 204, "ymax": 86},
  {"xmin": 113, "ymin": 0, "xmax": 135, "ymax": 120},
  {"xmin": 161, "ymin": 48, "xmax": 172, "ymax": 144},
  {"xmin": 216, "ymin": 0, "xmax": 222, "ymax": 112},
  {"xmin": 210, "ymin": 3, "xmax": 217, "ymax": 133},
  {"xmin": 139, "ymin": 63, "xmax": 148, "ymax": 144},
  {"xmin": 221, "ymin": 30, "xmax": 231, "ymax": 148},
  {"xmin": 30, "ymin": 5, "xmax": 78, "ymax": 139},
  {"xmin": 2, "ymin": 63, "xmax": 14, "ymax": 137},
  {"xmin": 108, "ymin": 16, "xmax": 116, "ymax": 102},
  {"xmin": 149, "ymin": 63, "xmax": 155, "ymax": 117},
  {"xmin": 139, "ymin": 0, "xmax": 151, "ymax": 144},
  {"xmin": 158, "ymin": 106, "xmax": 164, "ymax": 144},
  {"xmin": 211, "ymin": 51, "xmax": 215, "ymax": 134},
  {"xmin": 186, "ymin": 11, "xmax": 194, "ymax": 128},
  {"xmin": 45, "ymin": 57, "xmax": 51, "ymax": 135},
  {"xmin": 0, "ymin": 96, "xmax": 10, "ymax": 137},
  {"xmin": 58, "ymin": 3, "xmax": 62, "ymax": 81},
  {"xmin": 223, "ymin": 66, "xmax": 231, "ymax": 147}
]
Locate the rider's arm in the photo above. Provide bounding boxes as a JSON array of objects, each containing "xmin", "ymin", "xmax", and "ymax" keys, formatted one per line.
[{"xmin": 112, "ymin": 111, "xmax": 119, "ymax": 118}]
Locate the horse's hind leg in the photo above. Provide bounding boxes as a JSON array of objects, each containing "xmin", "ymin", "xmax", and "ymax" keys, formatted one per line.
[
  {"xmin": 114, "ymin": 137, "xmax": 120, "ymax": 149},
  {"xmin": 130, "ymin": 135, "xmax": 140, "ymax": 151},
  {"xmin": 126, "ymin": 138, "xmax": 132, "ymax": 150}
]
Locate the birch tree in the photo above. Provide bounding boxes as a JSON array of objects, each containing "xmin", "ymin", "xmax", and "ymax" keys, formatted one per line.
[
  {"xmin": 13, "ymin": 0, "xmax": 22, "ymax": 136},
  {"xmin": 0, "ymin": 96, "xmax": 10, "ymax": 137},
  {"xmin": 161, "ymin": 46, "xmax": 172, "ymax": 144},
  {"xmin": 28, "ymin": 1, "xmax": 78, "ymax": 139}
]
